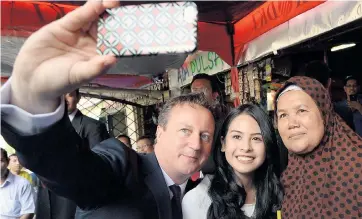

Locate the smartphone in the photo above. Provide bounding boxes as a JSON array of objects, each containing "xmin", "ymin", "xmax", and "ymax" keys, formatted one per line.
[
  {"xmin": 97, "ymin": 2, "xmax": 198, "ymax": 75},
  {"xmin": 349, "ymin": 94, "xmax": 357, "ymax": 101},
  {"xmin": 97, "ymin": 2, "xmax": 198, "ymax": 56}
]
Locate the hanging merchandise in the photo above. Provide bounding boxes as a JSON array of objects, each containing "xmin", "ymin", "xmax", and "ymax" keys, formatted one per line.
[
  {"xmin": 264, "ymin": 58, "xmax": 272, "ymax": 82},
  {"xmin": 267, "ymin": 90, "xmax": 277, "ymax": 111},
  {"xmin": 254, "ymin": 75, "xmax": 261, "ymax": 103},
  {"xmin": 248, "ymin": 66, "xmax": 255, "ymax": 98},
  {"xmin": 237, "ymin": 63, "xmax": 265, "ymax": 105},
  {"xmin": 238, "ymin": 69, "xmax": 244, "ymax": 104},
  {"xmin": 224, "ymin": 71, "xmax": 232, "ymax": 96}
]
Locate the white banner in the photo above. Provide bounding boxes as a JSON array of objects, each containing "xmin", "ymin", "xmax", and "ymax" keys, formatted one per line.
[
  {"xmin": 168, "ymin": 51, "xmax": 230, "ymax": 88},
  {"xmin": 238, "ymin": 0, "xmax": 362, "ymax": 65}
]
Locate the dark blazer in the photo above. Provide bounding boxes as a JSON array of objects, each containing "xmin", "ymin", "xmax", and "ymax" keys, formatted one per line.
[
  {"xmin": 1, "ymin": 113, "xmax": 199, "ymax": 219},
  {"xmin": 71, "ymin": 110, "xmax": 110, "ymax": 149},
  {"xmin": 36, "ymin": 187, "xmax": 77, "ymax": 219},
  {"xmin": 34, "ymin": 110, "xmax": 110, "ymax": 219}
]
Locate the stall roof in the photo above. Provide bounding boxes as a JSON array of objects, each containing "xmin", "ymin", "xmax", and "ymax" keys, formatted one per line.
[
  {"xmin": 49, "ymin": 1, "xmax": 264, "ymax": 23},
  {"xmin": 1, "ymin": 1, "xmax": 324, "ymax": 104}
]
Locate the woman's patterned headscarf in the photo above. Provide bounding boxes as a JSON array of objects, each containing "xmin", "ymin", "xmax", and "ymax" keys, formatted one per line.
[{"xmin": 274, "ymin": 76, "xmax": 362, "ymax": 218}]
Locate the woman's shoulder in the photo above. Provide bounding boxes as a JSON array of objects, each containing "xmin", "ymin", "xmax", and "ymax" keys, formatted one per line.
[{"xmin": 182, "ymin": 175, "xmax": 214, "ymax": 219}]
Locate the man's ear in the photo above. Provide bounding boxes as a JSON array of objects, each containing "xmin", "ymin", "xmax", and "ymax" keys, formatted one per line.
[
  {"xmin": 156, "ymin": 125, "xmax": 164, "ymax": 140},
  {"xmin": 212, "ymin": 92, "xmax": 219, "ymax": 101}
]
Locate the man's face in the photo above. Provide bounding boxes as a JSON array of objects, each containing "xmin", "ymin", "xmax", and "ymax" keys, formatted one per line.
[
  {"xmin": 344, "ymin": 79, "xmax": 358, "ymax": 96},
  {"xmin": 8, "ymin": 155, "xmax": 22, "ymax": 174},
  {"xmin": 136, "ymin": 139, "xmax": 154, "ymax": 153},
  {"xmin": 1, "ymin": 155, "xmax": 9, "ymax": 178},
  {"xmin": 155, "ymin": 104, "xmax": 215, "ymax": 179},
  {"xmin": 191, "ymin": 79, "xmax": 216, "ymax": 102},
  {"xmin": 65, "ymin": 91, "xmax": 80, "ymax": 114}
]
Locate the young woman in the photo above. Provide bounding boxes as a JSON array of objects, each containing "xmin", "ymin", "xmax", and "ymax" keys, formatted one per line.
[{"xmin": 182, "ymin": 104, "xmax": 283, "ymax": 219}]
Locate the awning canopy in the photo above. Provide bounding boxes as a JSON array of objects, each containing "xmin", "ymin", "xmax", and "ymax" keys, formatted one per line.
[{"xmin": 1, "ymin": 1, "xmax": 324, "ymax": 104}]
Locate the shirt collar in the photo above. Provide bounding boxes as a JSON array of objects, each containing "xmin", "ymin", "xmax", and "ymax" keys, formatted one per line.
[
  {"xmin": 161, "ymin": 168, "xmax": 187, "ymax": 197},
  {"xmin": 68, "ymin": 109, "xmax": 78, "ymax": 122},
  {"xmin": 0, "ymin": 171, "xmax": 14, "ymax": 188}
]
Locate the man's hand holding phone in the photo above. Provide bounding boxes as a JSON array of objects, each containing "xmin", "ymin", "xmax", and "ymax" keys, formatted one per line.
[{"xmin": 10, "ymin": 1, "xmax": 119, "ymax": 115}]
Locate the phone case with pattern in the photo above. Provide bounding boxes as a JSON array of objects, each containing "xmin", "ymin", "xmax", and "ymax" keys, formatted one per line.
[{"xmin": 97, "ymin": 2, "xmax": 198, "ymax": 57}]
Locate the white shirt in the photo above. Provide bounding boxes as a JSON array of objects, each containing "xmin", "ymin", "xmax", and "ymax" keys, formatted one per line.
[
  {"xmin": 0, "ymin": 172, "xmax": 35, "ymax": 219},
  {"xmin": 68, "ymin": 109, "xmax": 78, "ymax": 122},
  {"xmin": 161, "ymin": 168, "xmax": 188, "ymax": 200},
  {"xmin": 182, "ymin": 175, "xmax": 255, "ymax": 219},
  {"xmin": 1, "ymin": 79, "xmax": 65, "ymax": 136}
]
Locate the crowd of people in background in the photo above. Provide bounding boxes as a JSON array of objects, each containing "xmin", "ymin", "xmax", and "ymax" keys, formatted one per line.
[{"xmin": 1, "ymin": 2, "xmax": 361, "ymax": 218}]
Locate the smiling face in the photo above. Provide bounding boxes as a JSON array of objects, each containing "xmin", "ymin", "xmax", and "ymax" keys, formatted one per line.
[
  {"xmin": 277, "ymin": 90, "xmax": 325, "ymax": 154},
  {"xmin": 155, "ymin": 103, "xmax": 215, "ymax": 181},
  {"xmin": 222, "ymin": 114, "xmax": 266, "ymax": 176},
  {"xmin": 136, "ymin": 138, "xmax": 154, "ymax": 153},
  {"xmin": 344, "ymin": 79, "xmax": 358, "ymax": 96}
]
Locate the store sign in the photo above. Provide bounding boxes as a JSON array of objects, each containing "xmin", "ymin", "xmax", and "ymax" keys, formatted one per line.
[
  {"xmin": 176, "ymin": 51, "xmax": 230, "ymax": 87},
  {"xmin": 239, "ymin": 0, "xmax": 362, "ymax": 65},
  {"xmin": 233, "ymin": 1, "xmax": 323, "ymax": 51}
]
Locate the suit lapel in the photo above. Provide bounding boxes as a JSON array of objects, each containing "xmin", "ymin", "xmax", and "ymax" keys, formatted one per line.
[
  {"xmin": 142, "ymin": 153, "xmax": 172, "ymax": 219},
  {"xmin": 71, "ymin": 110, "xmax": 83, "ymax": 135}
]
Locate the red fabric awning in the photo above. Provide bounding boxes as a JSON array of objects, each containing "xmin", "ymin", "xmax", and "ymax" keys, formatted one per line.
[{"xmin": 1, "ymin": 1, "xmax": 324, "ymax": 102}]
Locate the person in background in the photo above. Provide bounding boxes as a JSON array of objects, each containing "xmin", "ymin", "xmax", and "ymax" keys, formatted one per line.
[
  {"xmin": 190, "ymin": 73, "xmax": 231, "ymax": 177},
  {"xmin": 35, "ymin": 90, "xmax": 110, "ymax": 219},
  {"xmin": 116, "ymin": 134, "xmax": 132, "ymax": 148},
  {"xmin": 275, "ymin": 76, "xmax": 361, "ymax": 218},
  {"xmin": 182, "ymin": 104, "xmax": 283, "ymax": 219},
  {"xmin": 7, "ymin": 153, "xmax": 34, "ymax": 186},
  {"xmin": 1, "ymin": 148, "xmax": 35, "ymax": 219},
  {"xmin": 191, "ymin": 74, "xmax": 220, "ymax": 103},
  {"xmin": 65, "ymin": 89, "xmax": 110, "ymax": 149},
  {"xmin": 334, "ymin": 75, "xmax": 362, "ymax": 136},
  {"xmin": 136, "ymin": 136, "xmax": 154, "ymax": 153}
]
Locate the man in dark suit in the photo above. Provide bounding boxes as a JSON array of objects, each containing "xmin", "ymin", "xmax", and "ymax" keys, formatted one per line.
[
  {"xmin": 35, "ymin": 89, "xmax": 110, "ymax": 219},
  {"xmin": 0, "ymin": 3, "xmax": 215, "ymax": 218},
  {"xmin": 2, "ymin": 92, "xmax": 215, "ymax": 219},
  {"xmin": 66, "ymin": 89, "xmax": 110, "ymax": 149}
]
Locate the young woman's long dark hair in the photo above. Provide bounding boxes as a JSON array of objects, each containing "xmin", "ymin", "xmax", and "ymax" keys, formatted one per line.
[{"xmin": 207, "ymin": 104, "xmax": 283, "ymax": 219}]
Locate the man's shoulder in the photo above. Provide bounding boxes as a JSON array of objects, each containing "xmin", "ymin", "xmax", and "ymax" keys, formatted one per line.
[
  {"xmin": 10, "ymin": 173, "xmax": 32, "ymax": 187},
  {"xmin": 334, "ymin": 100, "xmax": 348, "ymax": 112},
  {"xmin": 334, "ymin": 99, "xmax": 347, "ymax": 106},
  {"xmin": 357, "ymin": 94, "xmax": 362, "ymax": 102},
  {"xmin": 80, "ymin": 113, "xmax": 104, "ymax": 126}
]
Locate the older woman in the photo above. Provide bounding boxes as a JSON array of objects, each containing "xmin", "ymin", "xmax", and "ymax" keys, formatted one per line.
[{"xmin": 274, "ymin": 76, "xmax": 362, "ymax": 218}]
